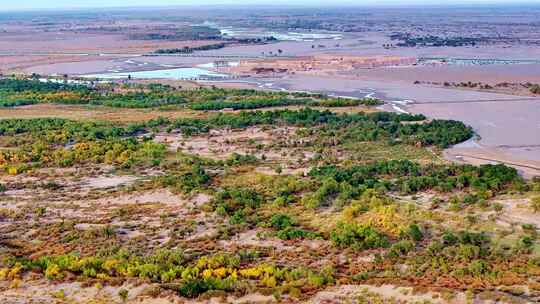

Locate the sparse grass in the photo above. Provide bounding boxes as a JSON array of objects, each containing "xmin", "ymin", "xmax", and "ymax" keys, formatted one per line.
[{"xmin": 0, "ymin": 103, "xmax": 204, "ymax": 124}]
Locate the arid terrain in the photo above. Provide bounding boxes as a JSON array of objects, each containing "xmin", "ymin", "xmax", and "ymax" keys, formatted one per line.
[{"xmin": 0, "ymin": 4, "xmax": 540, "ymax": 304}]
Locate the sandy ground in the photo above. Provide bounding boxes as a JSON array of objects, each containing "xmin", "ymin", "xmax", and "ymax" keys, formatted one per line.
[
  {"xmin": 309, "ymin": 284, "xmax": 467, "ymax": 304},
  {"xmin": 0, "ymin": 164, "xmax": 216, "ymax": 255},
  {"xmin": 495, "ymin": 198, "xmax": 540, "ymax": 227},
  {"xmin": 155, "ymin": 126, "xmax": 315, "ymax": 168},
  {"xmin": 0, "ymin": 279, "xmax": 278, "ymax": 304},
  {"xmin": 356, "ymin": 64, "xmax": 540, "ymax": 84},
  {"xmin": 0, "ymin": 32, "xmax": 216, "ymax": 54}
]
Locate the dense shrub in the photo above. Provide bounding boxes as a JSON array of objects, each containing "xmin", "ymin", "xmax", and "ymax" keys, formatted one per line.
[
  {"xmin": 309, "ymin": 160, "xmax": 521, "ymax": 195},
  {"xmin": 330, "ymin": 222, "xmax": 389, "ymax": 250},
  {"xmin": 268, "ymin": 213, "xmax": 319, "ymax": 240},
  {"xmin": 0, "ymin": 78, "xmax": 91, "ymax": 93},
  {"xmin": 154, "ymin": 43, "xmax": 226, "ymax": 54},
  {"xmin": 270, "ymin": 213, "xmax": 295, "ymax": 230},
  {"xmin": 157, "ymin": 164, "xmax": 211, "ymax": 193},
  {"xmin": 214, "ymin": 188, "xmax": 263, "ymax": 217}
]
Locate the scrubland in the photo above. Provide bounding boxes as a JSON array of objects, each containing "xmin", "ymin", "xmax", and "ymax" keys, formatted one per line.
[{"xmin": 0, "ymin": 78, "xmax": 538, "ymax": 304}]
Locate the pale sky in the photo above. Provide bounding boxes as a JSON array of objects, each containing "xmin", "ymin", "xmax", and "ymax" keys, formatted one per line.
[{"xmin": 3, "ymin": 0, "xmax": 540, "ymax": 11}]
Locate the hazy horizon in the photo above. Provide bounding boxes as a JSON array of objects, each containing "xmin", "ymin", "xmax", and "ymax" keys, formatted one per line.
[{"xmin": 2, "ymin": 0, "xmax": 540, "ymax": 12}]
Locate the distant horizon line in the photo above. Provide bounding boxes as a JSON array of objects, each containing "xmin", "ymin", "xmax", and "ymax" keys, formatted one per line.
[{"xmin": 2, "ymin": 2, "xmax": 540, "ymax": 13}]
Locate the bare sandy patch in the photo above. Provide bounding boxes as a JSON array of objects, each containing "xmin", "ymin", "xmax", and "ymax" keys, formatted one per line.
[
  {"xmin": 309, "ymin": 284, "xmax": 464, "ymax": 304},
  {"xmin": 0, "ymin": 276, "xmax": 278, "ymax": 304},
  {"xmin": 94, "ymin": 189, "xmax": 186, "ymax": 206},
  {"xmin": 155, "ymin": 126, "xmax": 313, "ymax": 165},
  {"xmin": 227, "ymin": 54, "xmax": 416, "ymax": 77},
  {"xmin": 496, "ymin": 198, "xmax": 540, "ymax": 226},
  {"xmin": 192, "ymin": 193, "xmax": 212, "ymax": 207},
  {"xmin": 254, "ymin": 166, "xmax": 310, "ymax": 176},
  {"xmin": 218, "ymin": 228, "xmax": 291, "ymax": 251},
  {"xmin": 0, "ymin": 278, "xmax": 163, "ymax": 304},
  {"xmin": 81, "ymin": 175, "xmax": 139, "ymax": 189}
]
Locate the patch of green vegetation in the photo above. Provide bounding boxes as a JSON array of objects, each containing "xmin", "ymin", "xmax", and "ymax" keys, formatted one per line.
[
  {"xmin": 155, "ymin": 163, "xmax": 211, "ymax": 194},
  {"xmin": 189, "ymin": 97, "xmax": 382, "ymax": 110},
  {"xmin": 154, "ymin": 43, "xmax": 226, "ymax": 54},
  {"xmin": 2, "ymin": 250, "xmax": 334, "ymax": 298},
  {"xmin": 0, "ymin": 78, "xmax": 381, "ymax": 110},
  {"xmin": 309, "ymin": 160, "xmax": 522, "ymax": 196},
  {"xmin": 330, "ymin": 222, "xmax": 389, "ymax": 250}
]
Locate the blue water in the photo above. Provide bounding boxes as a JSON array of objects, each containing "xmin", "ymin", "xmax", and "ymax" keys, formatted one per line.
[{"xmin": 84, "ymin": 67, "xmax": 228, "ymax": 80}]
